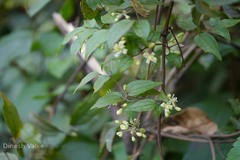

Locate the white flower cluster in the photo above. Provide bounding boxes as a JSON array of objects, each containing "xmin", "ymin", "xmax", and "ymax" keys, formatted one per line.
[
  {"xmin": 113, "ymin": 37, "xmax": 128, "ymax": 57},
  {"xmin": 111, "ymin": 10, "xmax": 130, "ymax": 22},
  {"xmin": 160, "ymin": 94, "xmax": 181, "ymax": 117},
  {"xmin": 115, "ymin": 118, "xmax": 146, "ymax": 142}
]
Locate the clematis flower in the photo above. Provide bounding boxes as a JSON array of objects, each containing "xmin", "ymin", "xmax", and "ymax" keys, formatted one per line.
[
  {"xmin": 143, "ymin": 51, "xmax": 157, "ymax": 64},
  {"xmin": 113, "ymin": 39, "xmax": 128, "ymax": 57}
]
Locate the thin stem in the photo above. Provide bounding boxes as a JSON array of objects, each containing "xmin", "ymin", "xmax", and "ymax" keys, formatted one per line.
[
  {"xmin": 146, "ymin": 62, "xmax": 151, "ymax": 80},
  {"xmin": 169, "ymin": 27, "xmax": 185, "ymax": 67},
  {"xmin": 157, "ymin": 1, "xmax": 174, "ymax": 159}
]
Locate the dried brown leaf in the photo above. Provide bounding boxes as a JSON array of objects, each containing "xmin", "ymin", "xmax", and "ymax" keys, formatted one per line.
[
  {"xmin": 161, "ymin": 107, "xmax": 217, "ymax": 135},
  {"xmin": 130, "ymin": 0, "xmax": 149, "ymax": 17}
]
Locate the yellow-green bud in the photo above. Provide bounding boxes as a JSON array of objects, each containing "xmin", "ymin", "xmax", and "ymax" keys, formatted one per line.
[
  {"xmin": 142, "ymin": 134, "xmax": 147, "ymax": 138},
  {"xmin": 115, "ymin": 120, "xmax": 121, "ymax": 124},
  {"xmin": 122, "ymin": 121, "xmax": 129, "ymax": 126},
  {"xmin": 136, "ymin": 132, "xmax": 142, "ymax": 137},
  {"xmin": 140, "ymin": 128, "xmax": 146, "ymax": 133},
  {"xmin": 167, "ymin": 94, "xmax": 171, "ymax": 98},
  {"xmin": 148, "ymin": 42, "xmax": 155, "ymax": 49},
  {"xmin": 175, "ymin": 107, "xmax": 181, "ymax": 111},
  {"xmin": 120, "ymin": 124, "xmax": 128, "ymax": 130},
  {"xmin": 122, "ymin": 103, "xmax": 127, "ymax": 107},
  {"xmin": 116, "ymin": 108, "xmax": 123, "ymax": 115},
  {"xmin": 116, "ymin": 131, "xmax": 123, "ymax": 137},
  {"xmin": 123, "ymin": 84, "xmax": 127, "ymax": 91},
  {"xmin": 131, "ymin": 136, "xmax": 136, "ymax": 142}
]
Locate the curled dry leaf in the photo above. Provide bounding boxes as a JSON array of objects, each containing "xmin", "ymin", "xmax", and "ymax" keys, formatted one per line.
[
  {"xmin": 130, "ymin": 0, "xmax": 149, "ymax": 17},
  {"xmin": 161, "ymin": 107, "xmax": 217, "ymax": 135}
]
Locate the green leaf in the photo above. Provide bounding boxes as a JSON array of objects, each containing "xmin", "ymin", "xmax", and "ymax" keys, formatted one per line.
[
  {"xmin": 0, "ymin": 152, "xmax": 18, "ymax": 160},
  {"xmin": 219, "ymin": 19, "xmax": 240, "ymax": 27},
  {"xmin": 211, "ymin": 26, "xmax": 231, "ymax": 41},
  {"xmin": 133, "ymin": 20, "xmax": 150, "ymax": 40},
  {"xmin": 40, "ymin": 32, "xmax": 63, "ymax": 56},
  {"xmin": 107, "ymin": 19, "xmax": 134, "ymax": 48},
  {"xmin": 159, "ymin": 91, "xmax": 169, "ymax": 102},
  {"xmin": 47, "ymin": 58, "xmax": 72, "ymax": 79},
  {"xmin": 177, "ymin": 18, "xmax": 197, "ymax": 31},
  {"xmin": 101, "ymin": 0, "xmax": 122, "ymax": 5},
  {"xmin": 226, "ymin": 137, "xmax": 240, "ymax": 160},
  {"xmin": 166, "ymin": 53, "xmax": 182, "ymax": 68},
  {"xmin": 17, "ymin": 142, "xmax": 26, "ymax": 157},
  {"xmin": 84, "ymin": 19, "xmax": 100, "ymax": 28},
  {"xmin": 126, "ymin": 80, "xmax": 161, "ymax": 96},
  {"xmin": 139, "ymin": 0, "xmax": 163, "ymax": 5},
  {"xmin": 208, "ymin": 17, "xmax": 221, "ymax": 26},
  {"xmin": 86, "ymin": 0, "xmax": 100, "ymax": 10},
  {"xmin": 118, "ymin": 56, "xmax": 134, "ymax": 73},
  {"xmin": 0, "ymin": 31, "xmax": 33, "ymax": 69},
  {"xmin": 100, "ymin": 122, "xmax": 118, "ymax": 154},
  {"xmin": 93, "ymin": 75, "xmax": 110, "ymax": 93},
  {"xmin": 27, "ymin": 0, "xmax": 50, "ymax": 17},
  {"xmin": 70, "ymin": 29, "xmax": 94, "ymax": 55},
  {"xmin": 85, "ymin": 29, "xmax": 108, "ymax": 59},
  {"xmin": 101, "ymin": 13, "xmax": 116, "ymax": 24},
  {"xmin": 74, "ymin": 71, "xmax": 99, "ymax": 94},
  {"xmin": 0, "ymin": 92, "xmax": 23, "ymax": 138},
  {"xmin": 204, "ymin": 0, "xmax": 240, "ymax": 6},
  {"xmin": 80, "ymin": 0, "xmax": 99, "ymax": 20},
  {"xmin": 31, "ymin": 114, "xmax": 61, "ymax": 135},
  {"xmin": 128, "ymin": 99, "xmax": 157, "ymax": 112},
  {"xmin": 62, "ymin": 27, "xmax": 84, "ymax": 45},
  {"xmin": 194, "ymin": 32, "xmax": 222, "ymax": 61},
  {"xmin": 91, "ymin": 92, "xmax": 123, "ymax": 109}
]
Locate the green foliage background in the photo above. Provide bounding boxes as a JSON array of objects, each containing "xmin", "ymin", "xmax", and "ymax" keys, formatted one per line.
[{"xmin": 0, "ymin": 0, "xmax": 240, "ymax": 160}]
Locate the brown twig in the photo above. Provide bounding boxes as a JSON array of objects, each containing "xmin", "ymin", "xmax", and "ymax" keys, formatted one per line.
[
  {"xmin": 157, "ymin": 1, "xmax": 174, "ymax": 159},
  {"xmin": 150, "ymin": 129, "xmax": 240, "ymax": 143}
]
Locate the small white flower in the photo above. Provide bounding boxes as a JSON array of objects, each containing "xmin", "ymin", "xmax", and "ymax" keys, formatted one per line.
[
  {"xmin": 113, "ymin": 39, "xmax": 128, "ymax": 57},
  {"xmin": 160, "ymin": 94, "xmax": 181, "ymax": 117},
  {"xmin": 143, "ymin": 52, "xmax": 157, "ymax": 64}
]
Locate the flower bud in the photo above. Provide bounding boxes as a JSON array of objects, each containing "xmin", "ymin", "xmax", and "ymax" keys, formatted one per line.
[
  {"xmin": 122, "ymin": 103, "xmax": 127, "ymax": 107},
  {"xmin": 136, "ymin": 132, "xmax": 142, "ymax": 137},
  {"xmin": 142, "ymin": 134, "xmax": 147, "ymax": 138},
  {"xmin": 120, "ymin": 124, "xmax": 128, "ymax": 130},
  {"xmin": 148, "ymin": 42, "xmax": 155, "ymax": 49},
  {"xmin": 175, "ymin": 107, "xmax": 181, "ymax": 111},
  {"xmin": 140, "ymin": 128, "xmax": 146, "ymax": 133},
  {"xmin": 131, "ymin": 136, "xmax": 136, "ymax": 142},
  {"xmin": 115, "ymin": 120, "xmax": 121, "ymax": 124},
  {"xmin": 125, "ymin": 15, "xmax": 130, "ymax": 19},
  {"xmin": 123, "ymin": 84, "xmax": 127, "ymax": 91},
  {"xmin": 116, "ymin": 108, "xmax": 123, "ymax": 115},
  {"xmin": 116, "ymin": 131, "xmax": 123, "ymax": 137}
]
